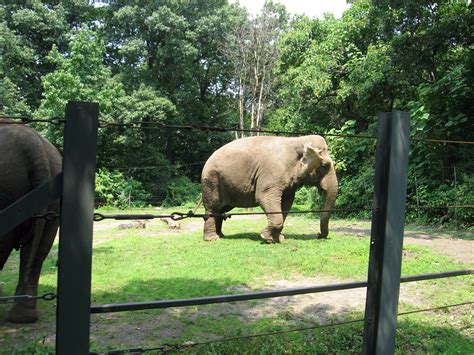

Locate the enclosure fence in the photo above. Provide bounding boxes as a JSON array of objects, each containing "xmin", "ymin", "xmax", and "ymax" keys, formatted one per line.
[{"xmin": 1, "ymin": 101, "xmax": 473, "ymax": 355}]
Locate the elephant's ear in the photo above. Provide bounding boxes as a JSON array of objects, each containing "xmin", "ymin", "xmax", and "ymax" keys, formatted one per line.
[{"xmin": 301, "ymin": 143, "xmax": 323, "ymax": 173}]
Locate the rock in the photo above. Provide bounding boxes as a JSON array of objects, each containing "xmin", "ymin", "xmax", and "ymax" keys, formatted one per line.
[{"xmin": 118, "ymin": 220, "xmax": 147, "ymax": 229}]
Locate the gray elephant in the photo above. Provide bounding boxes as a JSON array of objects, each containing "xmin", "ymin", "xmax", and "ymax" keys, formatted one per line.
[
  {"xmin": 201, "ymin": 135, "xmax": 338, "ymax": 243},
  {"xmin": 0, "ymin": 120, "xmax": 62, "ymax": 323}
]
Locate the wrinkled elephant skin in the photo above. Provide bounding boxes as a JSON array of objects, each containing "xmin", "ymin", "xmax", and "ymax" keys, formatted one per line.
[
  {"xmin": 0, "ymin": 120, "xmax": 62, "ymax": 323},
  {"xmin": 201, "ymin": 135, "xmax": 338, "ymax": 243}
]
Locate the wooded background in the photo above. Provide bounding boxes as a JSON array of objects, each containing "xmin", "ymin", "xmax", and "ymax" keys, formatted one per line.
[{"xmin": 1, "ymin": 0, "xmax": 472, "ymax": 226}]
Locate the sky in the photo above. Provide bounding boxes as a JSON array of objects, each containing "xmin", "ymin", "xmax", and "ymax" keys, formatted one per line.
[{"xmin": 230, "ymin": 0, "xmax": 351, "ymax": 19}]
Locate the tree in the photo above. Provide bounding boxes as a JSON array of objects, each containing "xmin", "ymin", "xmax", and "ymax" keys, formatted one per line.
[
  {"xmin": 100, "ymin": 0, "xmax": 242, "ymax": 172},
  {"xmin": 224, "ymin": 1, "xmax": 288, "ymax": 136},
  {"xmin": 36, "ymin": 26, "xmax": 125, "ymax": 146},
  {"xmin": 0, "ymin": 1, "xmax": 71, "ymax": 110}
]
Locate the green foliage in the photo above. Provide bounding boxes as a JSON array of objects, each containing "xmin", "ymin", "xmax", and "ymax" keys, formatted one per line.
[
  {"xmin": 0, "ymin": 1, "xmax": 70, "ymax": 110},
  {"xmin": 1, "ymin": 0, "xmax": 472, "ymax": 224},
  {"xmin": 95, "ymin": 169, "xmax": 150, "ymax": 208},
  {"xmin": 162, "ymin": 176, "xmax": 201, "ymax": 207},
  {"xmin": 273, "ymin": 0, "xmax": 473, "ymax": 227},
  {"xmin": 37, "ymin": 26, "xmax": 125, "ymax": 146},
  {"xmin": 294, "ymin": 186, "xmax": 321, "ymax": 209}
]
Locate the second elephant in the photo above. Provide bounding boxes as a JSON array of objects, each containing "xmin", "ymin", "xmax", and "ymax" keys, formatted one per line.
[
  {"xmin": 0, "ymin": 120, "xmax": 62, "ymax": 323},
  {"xmin": 201, "ymin": 135, "xmax": 338, "ymax": 243}
]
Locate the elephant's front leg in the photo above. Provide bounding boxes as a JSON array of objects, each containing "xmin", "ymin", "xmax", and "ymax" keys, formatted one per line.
[{"xmin": 259, "ymin": 196, "xmax": 285, "ymax": 243}]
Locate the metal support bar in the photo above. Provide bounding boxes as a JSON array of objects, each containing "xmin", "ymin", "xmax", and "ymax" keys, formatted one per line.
[
  {"xmin": 363, "ymin": 111, "xmax": 411, "ymax": 354},
  {"xmin": 0, "ymin": 173, "xmax": 63, "ymax": 238},
  {"xmin": 56, "ymin": 102, "xmax": 99, "ymax": 355},
  {"xmin": 90, "ymin": 269, "xmax": 471, "ymax": 314}
]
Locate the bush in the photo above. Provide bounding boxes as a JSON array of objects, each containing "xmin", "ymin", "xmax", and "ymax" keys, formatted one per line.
[
  {"xmin": 406, "ymin": 172, "xmax": 474, "ymax": 227},
  {"xmin": 95, "ymin": 169, "xmax": 151, "ymax": 208},
  {"xmin": 336, "ymin": 164, "xmax": 374, "ymax": 219},
  {"xmin": 294, "ymin": 186, "xmax": 322, "ymax": 210},
  {"xmin": 162, "ymin": 176, "xmax": 201, "ymax": 207}
]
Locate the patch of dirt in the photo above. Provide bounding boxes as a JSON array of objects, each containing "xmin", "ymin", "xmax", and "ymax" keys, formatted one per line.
[{"xmin": 332, "ymin": 222, "xmax": 473, "ymax": 265}]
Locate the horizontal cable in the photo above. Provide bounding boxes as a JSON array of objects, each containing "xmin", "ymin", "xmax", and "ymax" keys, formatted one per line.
[
  {"xmin": 32, "ymin": 204, "xmax": 473, "ymax": 221},
  {"xmin": 397, "ymin": 301, "xmax": 474, "ymax": 317},
  {"xmin": 97, "ymin": 161, "xmax": 206, "ymax": 171},
  {"xmin": 2, "ymin": 115, "xmax": 472, "ymax": 144},
  {"xmin": 90, "ymin": 270, "xmax": 472, "ymax": 314},
  {"xmin": 98, "ymin": 119, "xmax": 376, "ymax": 139},
  {"xmin": 0, "ymin": 116, "xmax": 65, "ymax": 125},
  {"xmin": 93, "ymin": 300, "xmax": 473, "ymax": 354},
  {"xmin": 407, "ymin": 205, "xmax": 474, "ymax": 210},
  {"xmin": 92, "ymin": 208, "xmax": 374, "ymax": 222},
  {"xmin": 0, "ymin": 292, "xmax": 56, "ymax": 305},
  {"xmin": 412, "ymin": 137, "xmax": 474, "ymax": 145},
  {"xmin": 99, "ymin": 120, "xmax": 474, "ymax": 144},
  {"xmin": 93, "ymin": 318, "xmax": 366, "ymax": 354}
]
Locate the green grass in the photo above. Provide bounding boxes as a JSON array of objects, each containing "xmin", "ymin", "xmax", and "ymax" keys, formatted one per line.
[{"xmin": 0, "ymin": 207, "xmax": 472, "ymax": 353}]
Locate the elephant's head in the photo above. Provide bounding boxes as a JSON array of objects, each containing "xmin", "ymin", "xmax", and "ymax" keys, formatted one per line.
[{"xmin": 298, "ymin": 137, "xmax": 338, "ymax": 239}]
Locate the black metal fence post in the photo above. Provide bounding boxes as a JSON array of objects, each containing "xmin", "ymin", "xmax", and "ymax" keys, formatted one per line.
[
  {"xmin": 56, "ymin": 101, "xmax": 99, "ymax": 354},
  {"xmin": 362, "ymin": 111, "xmax": 411, "ymax": 354}
]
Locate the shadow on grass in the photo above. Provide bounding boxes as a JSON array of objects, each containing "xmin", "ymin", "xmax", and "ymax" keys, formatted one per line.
[{"xmin": 220, "ymin": 232, "xmax": 330, "ymax": 242}]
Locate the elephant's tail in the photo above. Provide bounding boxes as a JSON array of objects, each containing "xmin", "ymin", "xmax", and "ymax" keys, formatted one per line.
[
  {"xmin": 191, "ymin": 194, "xmax": 203, "ymax": 215},
  {"xmin": 24, "ymin": 132, "xmax": 55, "ymax": 271}
]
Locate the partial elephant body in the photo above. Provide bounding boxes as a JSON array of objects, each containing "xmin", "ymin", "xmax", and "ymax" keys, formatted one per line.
[
  {"xmin": 0, "ymin": 120, "xmax": 62, "ymax": 323},
  {"xmin": 201, "ymin": 135, "xmax": 338, "ymax": 243}
]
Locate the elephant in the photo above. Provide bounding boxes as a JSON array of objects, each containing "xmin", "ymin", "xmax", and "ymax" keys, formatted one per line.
[
  {"xmin": 0, "ymin": 120, "xmax": 62, "ymax": 323},
  {"xmin": 201, "ymin": 135, "xmax": 338, "ymax": 243}
]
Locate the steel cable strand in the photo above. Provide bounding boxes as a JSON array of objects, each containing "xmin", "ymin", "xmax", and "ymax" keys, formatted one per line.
[
  {"xmin": 0, "ymin": 116, "xmax": 65, "ymax": 125},
  {"xmin": 27, "ymin": 205, "xmax": 473, "ymax": 222},
  {"xmin": 2, "ymin": 115, "xmax": 473, "ymax": 144},
  {"xmin": 90, "ymin": 301, "xmax": 473, "ymax": 354},
  {"xmin": 0, "ymin": 292, "xmax": 56, "ymax": 304}
]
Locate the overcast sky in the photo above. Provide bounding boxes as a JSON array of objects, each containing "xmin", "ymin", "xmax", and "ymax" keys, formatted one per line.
[{"xmin": 230, "ymin": 0, "xmax": 350, "ymax": 18}]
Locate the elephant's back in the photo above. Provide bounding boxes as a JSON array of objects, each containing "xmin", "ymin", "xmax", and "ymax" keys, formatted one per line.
[
  {"xmin": 202, "ymin": 137, "xmax": 262, "ymax": 179},
  {"xmin": 202, "ymin": 136, "xmax": 299, "ymax": 175}
]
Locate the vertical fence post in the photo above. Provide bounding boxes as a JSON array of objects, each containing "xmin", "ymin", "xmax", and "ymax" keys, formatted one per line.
[
  {"xmin": 362, "ymin": 111, "xmax": 410, "ymax": 354},
  {"xmin": 56, "ymin": 101, "xmax": 99, "ymax": 354}
]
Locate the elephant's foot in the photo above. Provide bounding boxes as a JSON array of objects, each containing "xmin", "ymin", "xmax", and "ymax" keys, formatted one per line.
[
  {"xmin": 260, "ymin": 233, "xmax": 275, "ymax": 244},
  {"xmin": 260, "ymin": 233, "xmax": 274, "ymax": 244},
  {"xmin": 273, "ymin": 234, "xmax": 285, "ymax": 243},
  {"xmin": 7, "ymin": 304, "xmax": 39, "ymax": 323},
  {"xmin": 316, "ymin": 233, "xmax": 328, "ymax": 239},
  {"xmin": 204, "ymin": 233, "xmax": 220, "ymax": 242}
]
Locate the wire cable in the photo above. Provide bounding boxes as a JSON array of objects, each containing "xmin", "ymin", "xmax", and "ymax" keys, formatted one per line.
[
  {"xmin": 0, "ymin": 293, "xmax": 56, "ymax": 305},
  {"xmin": 2, "ymin": 115, "xmax": 473, "ymax": 144},
  {"xmin": 93, "ymin": 301, "xmax": 473, "ymax": 354}
]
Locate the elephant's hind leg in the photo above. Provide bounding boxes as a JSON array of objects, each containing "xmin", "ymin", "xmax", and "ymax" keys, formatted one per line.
[
  {"xmin": 203, "ymin": 212, "xmax": 221, "ymax": 241},
  {"xmin": 7, "ymin": 219, "xmax": 58, "ymax": 323},
  {"xmin": 7, "ymin": 239, "xmax": 40, "ymax": 323},
  {"xmin": 259, "ymin": 198, "xmax": 285, "ymax": 243}
]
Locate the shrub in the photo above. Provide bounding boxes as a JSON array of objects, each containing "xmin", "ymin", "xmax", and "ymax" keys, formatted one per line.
[
  {"xmin": 95, "ymin": 169, "xmax": 151, "ymax": 208},
  {"xmin": 294, "ymin": 186, "xmax": 322, "ymax": 210},
  {"xmin": 162, "ymin": 176, "xmax": 201, "ymax": 207},
  {"xmin": 336, "ymin": 164, "xmax": 374, "ymax": 219}
]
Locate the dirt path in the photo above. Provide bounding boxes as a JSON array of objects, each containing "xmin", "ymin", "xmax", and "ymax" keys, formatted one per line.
[{"xmin": 332, "ymin": 222, "xmax": 473, "ymax": 265}]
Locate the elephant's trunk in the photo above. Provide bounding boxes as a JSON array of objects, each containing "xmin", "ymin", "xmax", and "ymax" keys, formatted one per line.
[{"xmin": 318, "ymin": 164, "xmax": 338, "ymax": 238}]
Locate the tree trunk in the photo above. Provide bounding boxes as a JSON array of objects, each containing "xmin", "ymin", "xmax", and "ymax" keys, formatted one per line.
[{"xmin": 239, "ymin": 78, "xmax": 245, "ymax": 139}]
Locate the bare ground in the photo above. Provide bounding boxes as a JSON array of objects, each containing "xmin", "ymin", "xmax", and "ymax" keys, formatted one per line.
[{"xmin": 0, "ymin": 218, "xmax": 472, "ymax": 350}]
